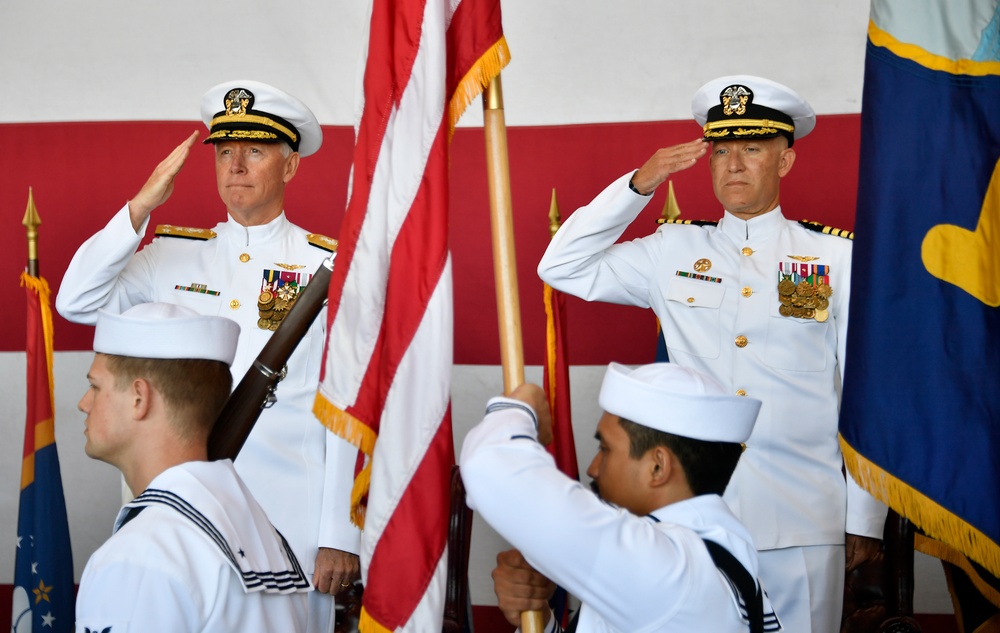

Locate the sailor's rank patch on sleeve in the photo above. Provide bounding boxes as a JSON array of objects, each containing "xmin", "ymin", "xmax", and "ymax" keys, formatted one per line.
[
  {"xmin": 154, "ymin": 224, "xmax": 217, "ymax": 240},
  {"xmin": 307, "ymin": 233, "xmax": 339, "ymax": 253},
  {"xmin": 798, "ymin": 220, "xmax": 853, "ymax": 240}
]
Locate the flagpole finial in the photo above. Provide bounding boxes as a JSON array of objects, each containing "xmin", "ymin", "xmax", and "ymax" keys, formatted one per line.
[
  {"xmin": 22, "ymin": 187, "xmax": 41, "ymax": 277},
  {"xmin": 548, "ymin": 188, "xmax": 562, "ymax": 238},
  {"xmin": 483, "ymin": 74, "xmax": 504, "ymax": 111},
  {"xmin": 661, "ymin": 180, "xmax": 681, "ymax": 222}
]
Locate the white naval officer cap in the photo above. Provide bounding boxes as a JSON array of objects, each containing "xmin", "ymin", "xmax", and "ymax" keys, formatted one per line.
[
  {"xmin": 94, "ymin": 303, "xmax": 241, "ymax": 366},
  {"xmin": 598, "ymin": 362, "xmax": 760, "ymax": 443},
  {"xmin": 691, "ymin": 74, "xmax": 816, "ymax": 147},
  {"xmin": 200, "ymin": 79, "xmax": 323, "ymax": 157}
]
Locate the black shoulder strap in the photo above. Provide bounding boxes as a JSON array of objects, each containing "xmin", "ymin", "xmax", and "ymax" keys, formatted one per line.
[
  {"xmin": 702, "ymin": 539, "xmax": 764, "ymax": 633},
  {"xmin": 116, "ymin": 504, "xmax": 146, "ymax": 530},
  {"xmin": 563, "ymin": 541, "xmax": 768, "ymax": 633}
]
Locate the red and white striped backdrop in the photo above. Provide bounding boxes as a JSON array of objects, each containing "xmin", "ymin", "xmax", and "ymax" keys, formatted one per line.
[{"xmin": 0, "ymin": 0, "xmax": 953, "ymax": 618}]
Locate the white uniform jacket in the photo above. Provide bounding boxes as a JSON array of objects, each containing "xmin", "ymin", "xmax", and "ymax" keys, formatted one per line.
[
  {"xmin": 537, "ymin": 173, "xmax": 885, "ymax": 549},
  {"xmin": 56, "ymin": 206, "xmax": 361, "ymax": 568},
  {"xmin": 460, "ymin": 398, "xmax": 781, "ymax": 633},
  {"xmin": 76, "ymin": 460, "xmax": 310, "ymax": 633}
]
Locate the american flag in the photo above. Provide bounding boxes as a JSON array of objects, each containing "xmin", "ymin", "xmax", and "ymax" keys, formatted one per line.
[{"xmin": 313, "ymin": 0, "xmax": 509, "ymax": 630}]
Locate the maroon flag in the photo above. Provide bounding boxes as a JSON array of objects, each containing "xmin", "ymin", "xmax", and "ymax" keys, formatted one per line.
[{"xmin": 543, "ymin": 282, "xmax": 578, "ymax": 480}]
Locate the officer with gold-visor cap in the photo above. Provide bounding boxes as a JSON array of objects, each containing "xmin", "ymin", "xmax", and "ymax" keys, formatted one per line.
[
  {"xmin": 201, "ymin": 79, "xmax": 323, "ymax": 156},
  {"xmin": 57, "ymin": 80, "xmax": 358, "ymax": 633},
  {"xmin": 537, "ymin": 75, "xmax": 887, "ymax": 633}
]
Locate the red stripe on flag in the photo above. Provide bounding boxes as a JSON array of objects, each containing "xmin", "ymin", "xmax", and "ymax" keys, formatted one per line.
[
  {"xmin": 349, "ymin": 135, "xmax": 450, "ymax": 433},
  {"xmin": 361, "ymin": 410, "xmax": 454, "ymax": 629}
]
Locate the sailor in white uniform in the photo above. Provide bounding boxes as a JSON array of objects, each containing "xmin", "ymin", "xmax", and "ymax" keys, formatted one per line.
[
  {"xmin": 75, "ymin": 302, "xmax": 311, "ymax": 633},
  {"xmin": 461, "ymin": 362, "xmax": 780, "ymax": 632},
  {"xmin": 56, "ymin": 80, "xmax": 359, "ymax": 632},
  {"xmin": 536, "ymin": 75, "xmax": 887, "ymax": 632}
]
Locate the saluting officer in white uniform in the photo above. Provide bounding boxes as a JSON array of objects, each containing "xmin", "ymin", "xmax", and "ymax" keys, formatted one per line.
[
  {"xmin": 462, "ymin": 362, "xmax": 781, "ymax": 632},
  {"xmin": 536, "ymin": 76, "xmax": 887, "ymax": 633},
  {"xmin": 57, "ymin": 80, "xmax": 359, "ymax": 633},
  {"xmin": 75, "ymin": 302, "xmax": 311, "ymax": 633}
]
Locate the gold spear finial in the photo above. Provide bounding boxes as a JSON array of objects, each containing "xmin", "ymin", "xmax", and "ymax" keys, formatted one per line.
[
  {"xmin": 660, "ymin": 179, "xmax": 681, "ymax": 223},
  {"xmin": 22, "ymin": 188, "xmax": 41, "ymax": 277},
  {"xmin": 548, "ymin": 188, "xmax": 562, "ymax": 238}
]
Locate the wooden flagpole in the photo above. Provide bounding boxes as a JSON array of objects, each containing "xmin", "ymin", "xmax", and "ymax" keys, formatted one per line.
[
  {"xmin": 482, "ymin": 75, "xmax": 543, "ymax": 633},
  {"xmin": 482, "ymin": 75, "xmax": 526, "ymax": 391}
]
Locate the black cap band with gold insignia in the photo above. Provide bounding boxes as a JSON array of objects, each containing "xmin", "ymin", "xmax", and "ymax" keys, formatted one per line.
[
  {"xmin": 205, "ymin": 87, "xmax": 301, "ymax": 151},
  {"xmin": 692, "ymin": 76, "xmax": 815, "ymax": 147},
  {"xmin": 703, "ymin": 84, "xmax": 796, "ymax": 146}
]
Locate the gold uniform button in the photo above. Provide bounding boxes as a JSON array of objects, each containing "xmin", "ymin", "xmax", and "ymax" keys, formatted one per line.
[
  {"xmin": 687, "ymin": 297, "xmax": 695, "ymax": 303},
  {"xmin": 735, "ymin": 335, "xmax": 748, "ymax": 348},
  {"xmin": 736, "ymin": 389, "xmax": 747, "ymax": 396},
  {"xmin": 239, "ymin": 253, "xmax": 251, "ymax": 263},
  {"xmin": 229, "ymin": 299, "xmax": 241, "ymax": 310},
  {"xmin": 741, "ymin": 247, "xmax": 754, "ymax": 256},
  {"xmin": 741, "ymin": 287, "xmax": 753, "ymax": 298}
]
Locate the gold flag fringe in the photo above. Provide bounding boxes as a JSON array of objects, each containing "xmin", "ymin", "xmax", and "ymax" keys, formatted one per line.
[
  {"xmin": 915, "ymin": 533, "xmax": 1000, "ymax": 609},
  {"xmin": 359, "ymin": 606, "xmax": 391, "ymax": 633},
  {"xmin": 543, "ymin": 283, "xmax": 558, "ymax": 411},
  {"xmin": 20, "ymin": 272, "xmax": 55, "ymax": 398},
  {"xmin": 841, "ymin": 436, "xmax": 1000, "ymax": 579},
  {"xmin": 313, "ymin": 394, "xmax": 378, "ymax": 529},
  {"xmin": 447, "ymin": 35, "xmax": 511, "ymax": 140}
]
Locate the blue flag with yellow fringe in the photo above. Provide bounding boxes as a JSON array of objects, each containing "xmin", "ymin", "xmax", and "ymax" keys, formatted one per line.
[{"xmin": 839, "ymin": 0, "xmax": 1000, "ymax": 594}]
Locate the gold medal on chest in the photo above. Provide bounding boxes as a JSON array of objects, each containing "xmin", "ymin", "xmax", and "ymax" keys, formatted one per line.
[{"xmin": 776, "ymin": 262, "xmax": 833, "ymax": 322}]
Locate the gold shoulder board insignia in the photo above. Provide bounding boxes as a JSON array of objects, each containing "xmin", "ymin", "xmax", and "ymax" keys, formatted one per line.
[
  {"xmin": 798, "ymin": 220, "xmax": 854, "ymax": 240},
  {"xmin": 657, "ymin": 218, "xmax": 719, "ymax": 227},
  {"xmin": 307, "ymin": 233, "xmax": 339, "ymax": 253},
  {"xmin": 155, "ymin": 224, "xmax": 217, "ymax": 240}
]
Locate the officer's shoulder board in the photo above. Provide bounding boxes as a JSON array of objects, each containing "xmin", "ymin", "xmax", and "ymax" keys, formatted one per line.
[
  {"xmin": 307, "ymin": 233, "xmax": 339, "ymax": 253},
  {"xmin": 154, "ymin": 224, "xmax": 217, "ymax": 240},
  {"xmin": 798, "ymin": 220, "xmax": 854, "ymax": 240},
  {"xmin": 656, "ymin": 218, "xmax": 719, "ymax": 227}
]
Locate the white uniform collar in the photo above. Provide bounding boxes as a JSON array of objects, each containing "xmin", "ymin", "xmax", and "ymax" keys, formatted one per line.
[
  {"xmin": 116, "ymin": 460, "xmax": 311, "ymax": 594},
  {"xmin": 718, "ymin": 206, "xmax": 785, "ymax": 243},
  {"xmin": 648, "ymin": 494, "xmax": 757, "ymax": 562},
  {"xmin": 220, "ymin": 211, "xmax": 291, "ymax": 246}
]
